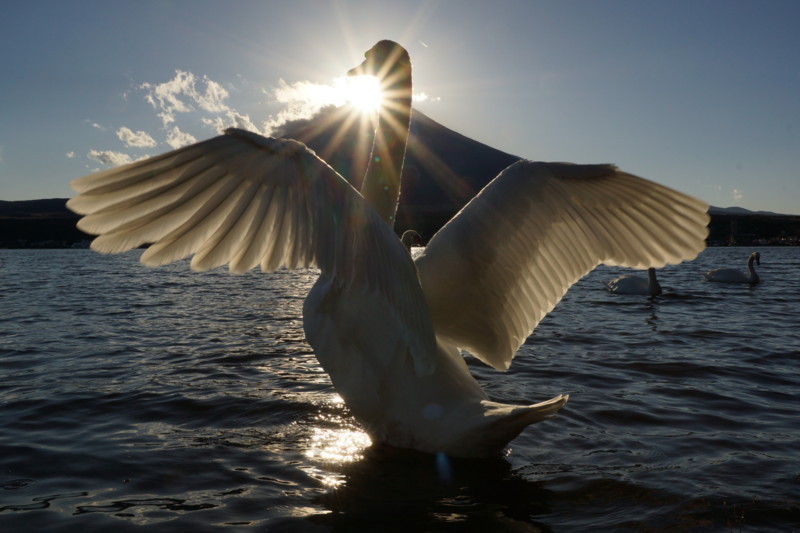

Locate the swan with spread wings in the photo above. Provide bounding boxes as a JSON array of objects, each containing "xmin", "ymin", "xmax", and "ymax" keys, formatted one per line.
[{"xmin": 68, "ymin": 41, "xmax": 709, "ymax": 457}]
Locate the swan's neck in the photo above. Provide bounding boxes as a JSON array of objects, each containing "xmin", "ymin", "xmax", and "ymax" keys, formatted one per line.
[
  {"xmin": 747, "ymin": 256, "xmax": 758, "ymax": 281},
  {"xmin": 648, "ymin": 268, "xmax": 662, "ymax": 295},
  {"xmin": 361, "ymin": 72, "xmax": 412, "ymax": 227}
]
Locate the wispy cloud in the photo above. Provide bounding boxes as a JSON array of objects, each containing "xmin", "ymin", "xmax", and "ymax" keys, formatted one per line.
[
  {"xmin": 88, "ymin": 149, "xmax": 133, "ymax": 167},
  {"xmin": 202, "ymin": 111, "xmax": 261, "ymax": 135},
  {"xmin": 141, "ymin": 70, "xmax": 237, "ymax": 127},
  {"xmin": 413, "ymin": 92, "xmax": 441, "ymax": 103},
  {"xmin": 116, "ymin": 127, "xmax": 157, "ymax": 148},
  {"xmin": 165, "ymin": 126, "xmax": 197, "ymax": 149},
  {"xmin": 732, "ymin": 188, "xmax": 743, "ymax": 201},
  {"xmin": 86, "ymin": 70, "xmax": 250, "ymax": 167},
  {"xmin": 66, "ymin": 151, "xmax": 76, "ymax": 159},
  {"xmin": 262, "ymin": 78, "xmax": 348, "ymax": 134}
]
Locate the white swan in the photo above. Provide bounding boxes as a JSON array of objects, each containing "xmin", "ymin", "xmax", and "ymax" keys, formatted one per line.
[
  {"xmin": 606, "ymin": 267, "xmax": 663, "ymax": 296},
  {"xmin": 67, "ymin": 40, "xmax": 709, "ymax": 458},
  {"xmin": 705, "ymin": 251, "xmax": 760, "ymax": 284}
]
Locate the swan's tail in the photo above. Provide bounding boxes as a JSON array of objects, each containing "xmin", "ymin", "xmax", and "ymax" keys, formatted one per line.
[{"xmin": 478, "ymin": 394, "xmax": 569, "ymax": 453}]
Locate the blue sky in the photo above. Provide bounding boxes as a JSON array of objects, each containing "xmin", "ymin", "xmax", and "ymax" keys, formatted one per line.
[{"xmin": 2, "ymin": 0, "xmax": 798, "ymax": 214}]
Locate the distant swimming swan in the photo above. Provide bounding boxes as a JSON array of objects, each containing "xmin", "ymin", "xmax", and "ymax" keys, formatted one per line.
[
  {"xmin": 67, "ymin": 40, "xmax": 709, "ymax": 457},
  {"xmin": 606, "ymin": 267, "xmax": 663, "ymax": 296},
  {"xmin": 705, "ymin": 251, "xmax": 761, "ymax": 284}
]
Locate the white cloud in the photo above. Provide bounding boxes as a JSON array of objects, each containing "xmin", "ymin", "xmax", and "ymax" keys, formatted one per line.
[
  {"xmin": 141, "ymin": 71, "xmax": 194, "ymax": 126},
  {"xmin": 141, "ymin": 70, "xmax": 232, "ymax": 127},
  {"xmin": 165, "ymin": 126, "xmax": 197, "ymax": 149},
  {"xmin": 88, "ymin": 149, "xmax": 133, "ymax": 167},
  {"xmin": 732, "ymin": 188, "xmax": 744, "ymax": 201},
  {"xmin": 116, "ymin": 127, "xmax": 157, "ymax": 148},
  {"xmin": 202, "ymin": 110, "xmax": 262, "ymax": 135},
  {"xmin": 129, "ymin": 68, "xmax": 431, "ymax": 146},
  {"xmin": 260, "ymin": 76, "xmax": 439, "ymax": 134},
  {"xmin": 194, "ymin": 78, "xmax": 230, "ymax": 113},
  {"xmin": 262, "ymin": 78, "xmax": 350, "ymax": 134},
  {"xmin": 413, "ymin": 92, "xmax": 441, "ymax": 103},
  {"xmin": 66, "ymin": 151, "xmax": 76, "ymax": 158}
]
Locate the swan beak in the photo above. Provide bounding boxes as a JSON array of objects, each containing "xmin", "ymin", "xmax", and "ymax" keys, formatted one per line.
[
  {"xmin": 348, "ymin": 46, "xmax": 376, "ymax": 77},
  {"xmin": 348, "ymin": 42, "xmax": 383, "ymax": 77},
  {"xmin": 348, "ymin": 59, "xmax": 370, "ymax": 77}
]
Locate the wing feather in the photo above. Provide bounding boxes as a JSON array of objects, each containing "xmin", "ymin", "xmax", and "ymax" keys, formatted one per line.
[
  {"xmin": 140, "ymin": 175, "xmax": 249, "ymax": 266},
  {"xmin": 191, "ymin": 178, "xmax": 263, "ymax": 271},
  {"xmin": 416, "ymin": 160, "xmax": 708, "ymax": 370}
]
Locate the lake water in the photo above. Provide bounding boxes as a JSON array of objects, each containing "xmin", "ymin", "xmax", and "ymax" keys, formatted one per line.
[{"xmin": 1, "ymin": 246, "xmax": 798, "ymax": 531}]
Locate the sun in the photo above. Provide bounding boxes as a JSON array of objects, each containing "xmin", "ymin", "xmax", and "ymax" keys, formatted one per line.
[
  {"xmin": 262, "ymin": 76, "xmax": 383, "ymax": 133},
  {"xmin": 343, "ymin": 75, "xmax": 382, "ymax": 113}
]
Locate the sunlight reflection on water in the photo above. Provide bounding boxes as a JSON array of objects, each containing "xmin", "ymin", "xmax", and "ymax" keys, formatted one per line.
[
  {"xmin": 304, "ymin": 406, "xmax": 372, "ymax": 469},
  {"xmin": 306, "ymin": 426, "xmax": 371, "ymax": 464},
  {"xmin": 301, "ymin": 394, "xmax": 372, "ymax": 485}
]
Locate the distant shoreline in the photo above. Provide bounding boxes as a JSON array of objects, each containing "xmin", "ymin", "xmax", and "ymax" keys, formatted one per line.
[{"xmin": 1, "ymin": 198, "xmax": 798, "ymax": 249}]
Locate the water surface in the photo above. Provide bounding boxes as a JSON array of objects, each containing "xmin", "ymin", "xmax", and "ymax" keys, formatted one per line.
[{"xmin": 1, "ymin": 247, "xmax": 798, "ymax": 531}]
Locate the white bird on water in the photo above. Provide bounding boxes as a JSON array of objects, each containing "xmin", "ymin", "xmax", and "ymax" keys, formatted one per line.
[
  {"xmin": 705, "ymin": 251, "xmax": 761, "ymax": 284},
  {"xmin": 68, "ymin": 41, "xmax": 709, "ymax": 458},
  {"xmin": 606, "ymin": 268, "xmax": 663, "ymax": 296}
]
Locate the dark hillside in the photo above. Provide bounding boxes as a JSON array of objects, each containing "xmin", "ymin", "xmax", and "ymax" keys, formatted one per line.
[{"xmin": 0, "ymin": 199, "xmax": 86, "ymax": 248}]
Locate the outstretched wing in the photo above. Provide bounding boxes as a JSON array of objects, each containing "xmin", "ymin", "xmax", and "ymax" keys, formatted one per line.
[
  {"xmin": 68, "ymin": 128, "xmax": 437, "ymax": 374},
  {"xmin": 415, "ymin": 160, "xmax": 709, "ymax": 370}
]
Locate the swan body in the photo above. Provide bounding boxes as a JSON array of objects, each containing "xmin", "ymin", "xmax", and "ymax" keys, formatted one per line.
[
  {"xmin": 705, "ymin": 251, "xmax": 760, "ymax": 284},
  {"xmin": 67, "ymin": 41, "xmax": 709, "ymax": 457},
  {"xmin": 606, "ymin": 268, "xmax": 662, "ymax": 296}
]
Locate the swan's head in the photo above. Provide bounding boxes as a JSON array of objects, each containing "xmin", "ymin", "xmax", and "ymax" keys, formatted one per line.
[
  {"xmin": 400, "ymin": 229, "xmax": 423, "ymax": 252},
  {"xmin": 752, "ymin": 251, "xmax": 761, "ymax": 265},
  {"xmin": 348, "ymin": 40, "xmax": 411, "ymax": 86}
]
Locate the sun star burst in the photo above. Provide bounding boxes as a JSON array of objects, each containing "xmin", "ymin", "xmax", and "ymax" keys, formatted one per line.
[{"xmin": 344, "ymin": 75, "xmax": 382, "ymax": 113}]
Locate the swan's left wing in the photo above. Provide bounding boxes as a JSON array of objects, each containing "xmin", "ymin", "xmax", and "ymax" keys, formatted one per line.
[
  {"xmin": 415, "ymin": 160, "xmax": 708, "ymax": 370},
  {"xmin": 68, "ymin": 128, "xmax": 437, "ymax": 375}
]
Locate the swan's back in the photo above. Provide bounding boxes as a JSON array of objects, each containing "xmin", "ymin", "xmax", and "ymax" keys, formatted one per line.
[
  {"xmin": 704, "ymin": 268, "xmax": 749, "ymax": 283},
  {"xmin": 705, "ymin": 252, "xmax": 760, "ymax": 284},
  {"xmin": 606, "ymin": 267, "xmax": 661, "ymax": 295},
  {"xmin": 607, "ymin": 275, "xmax": 654, "ymax": 295}
]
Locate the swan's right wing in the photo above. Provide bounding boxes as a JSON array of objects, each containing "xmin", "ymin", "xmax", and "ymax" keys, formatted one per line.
[
  {"xmin": 415, "ymin": 160, "xmax": 709, "ymax": 370},
  {"xmin": 68, "ymin": 128, "xmax": 437, "ymax": 375}
]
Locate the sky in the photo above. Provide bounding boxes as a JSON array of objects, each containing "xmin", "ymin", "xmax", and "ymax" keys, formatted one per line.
[{"xmin": 1, "ymin": 0, "xmax": 798, "ymax": 215}]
